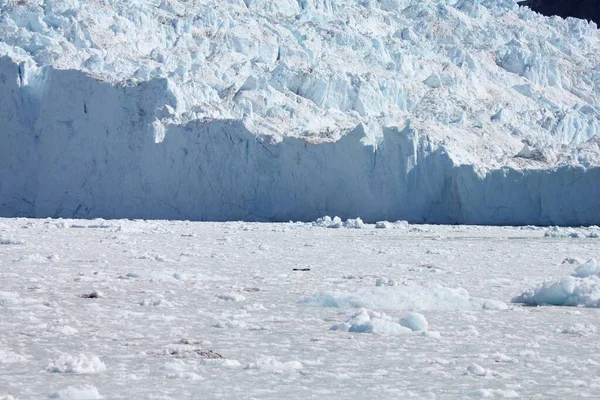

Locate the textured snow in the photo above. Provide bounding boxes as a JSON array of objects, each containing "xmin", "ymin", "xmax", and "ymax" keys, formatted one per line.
[{"xmin": 0, "ymin": 0, "xmax": 599, "ymax": 224}]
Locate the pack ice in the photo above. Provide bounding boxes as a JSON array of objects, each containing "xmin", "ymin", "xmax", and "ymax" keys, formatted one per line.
[{"xmin": 0, "ymin": 0, "xmax": 599, "ymax": 224}]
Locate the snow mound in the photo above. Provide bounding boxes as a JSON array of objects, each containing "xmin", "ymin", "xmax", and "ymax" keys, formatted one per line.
[
  {"xmin": 245, "ymin": 357, "xmax": 303, "ymax": 374},
  {"xmin": 299, "ymin": 285, "xmax": 508, "ymax": 311},
  {"xmin": 47, "ymin": 354, "xmax": 106, "ymax": 374},
  {"xmin": 49, "ymin": 385, "xmax": 102, "ymax": 399},
  {"xmin": 330, "ymin": 309, "xmax": 427, "ymax": 335}
]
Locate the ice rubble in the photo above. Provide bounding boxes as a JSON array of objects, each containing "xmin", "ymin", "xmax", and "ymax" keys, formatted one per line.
[
  {"xmin": 512, "ymin": 259, "xmax": 600, "ymax": 307},
  {"xmin": 330, "ymin": 308, "xmax": 428, "ymax": 334},
  {"xmin": 0, "ymin": 0, "xmax": 599, "ymax": 224},
  {"xmin": 46, "ymin": 353, "xmax": 107, "ymax": 374}
]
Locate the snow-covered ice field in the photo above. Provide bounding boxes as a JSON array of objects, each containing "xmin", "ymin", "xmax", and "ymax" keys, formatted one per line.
[{"xmin": 1, "ymin": 218, "xmax": 600, "ymax": 399}]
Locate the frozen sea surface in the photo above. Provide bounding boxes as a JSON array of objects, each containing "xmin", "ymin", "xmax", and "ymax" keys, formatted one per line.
[{"xmin": 0, "ymin": 218, "xmax": 599, "ymax": 399}]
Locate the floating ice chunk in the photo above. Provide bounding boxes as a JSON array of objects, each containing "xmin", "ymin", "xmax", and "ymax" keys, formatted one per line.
[
  {"xmin": 245, "ymin": 357, "xmax": 303, "ymax": 374},
  {"xmin": 159, "ymin": 361, "xmax": 197, "ymax": 373},
  {"xmin": 0, "ymin": 237, "xmax": 24, "ymax": 245},
  {"xmin": 394, "ymin": 220, "xmax": 410, "ymax": 228},
  {"xmin": 200, "ymin": 358, "xmax": 241, "ymax": 368},
  {"xmin": 14, "ymin": 254, "xmax": 48, "ymax": 263},
  {"xmin": 215, "ymin": 292, "xmax": 246, "ymax": 302},
  {"xmin": 48, "ymin": 325, "xmax": 78, "ymax": 336},
  {"xmin": 343, "ymin": 218, "xmax": 365, "ymax": 229},
  {"xmin": 466, "ymin": 363, "xmax": 486, "ymax": 376},
  {"xmin": 473, "ymin": 388, "xmax": 519, "ymax": 398},
  {"xmin": 562, "ymin": 257, "xmax": 583, "ymax": 265},
  {"xmin": 330, "ymin": 309, "xmax": 414, "ymax": 335},
  {"xmin": 300, "ymin": 285, "xmax": 508, "ymax": 311},
  {"xmin": 212, "ymin": 320, "xmax": 261, "ymax": 330},
  {"xmin": 0, "ymin": 348, "xmax": 27, "ymax": 364},
  {"xmin": 327, "ymin": 217, "xmax": 343, "ymax": 229},
  {"xmin": 399, "ymin": 312, "xmax": 429, "ymax": 332},
  {"xmin": 375, "ymin": 277, "xmax": 400, "ymax": 287},
  {"xmin": 573, "ymin": 259, "xmax": 600, "ymax": 278},
  {"xmin": 0, "ymin": 292, "xmax": 21, "ymax": 308},
  {"xmin": 313, "ymin": 216, "xmax": 343, "ymax": 228},
  {"xmin": 512, "ymin": 276, "xmax": 600, "ymax": 307},
  {"xmin": 560, "ymin": 323, "xmax": 597, "ymax": 335},
  {"xmin": 166, "ymin": 371, "xmax": 203, "ymax": 380},
  {"xmin": 544, "ymin": 227, "xmax": 600, "ymax": 238},
  {"xmin": 516, "ymin": 143, "xmax": 532, "ymax": 158},
  {"xmin": 49, "ymin": 385, "xmax": 102, "ymax": 399},
  {"xmin": 375, "ymin": 221, "xmax": 392, "ymax": 229},
  {"xmin": 47, "ymin": 354, "xmax": 106, "ymax": 374}
]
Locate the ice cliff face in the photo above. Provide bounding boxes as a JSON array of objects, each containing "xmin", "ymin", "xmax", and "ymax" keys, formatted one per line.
[{"xmin": 0, "ymin": 0, "xmax": 599, "ymax": 224}]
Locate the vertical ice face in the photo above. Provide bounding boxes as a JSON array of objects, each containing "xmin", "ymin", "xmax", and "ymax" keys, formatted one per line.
[{"xmin": 0, "ymin": 1, "xmax": 599, "ymax": 224}]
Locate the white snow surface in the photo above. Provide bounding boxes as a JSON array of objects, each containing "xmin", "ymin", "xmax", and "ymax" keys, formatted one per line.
[
  {"xmin": 0, "ymin": 0, "xmax": 599, "ymax": 224},
  {"xmin": 1, "ymin": 218, "xmax": 600, "ymax": 398}
]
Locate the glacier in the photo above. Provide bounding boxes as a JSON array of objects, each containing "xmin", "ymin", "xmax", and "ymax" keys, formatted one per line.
[{"xmin": 0, "ymin": 0, "xmax": 599, "ymax": 224}]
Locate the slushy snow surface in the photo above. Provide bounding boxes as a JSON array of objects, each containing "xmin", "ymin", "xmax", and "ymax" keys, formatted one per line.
[
  {"xmin": 0, "ymin": 0, "xmax": 599, "ymax": 224},
  {"xmin": 1, "ymin": 218, "xmax": 599, "ymax": 398}
]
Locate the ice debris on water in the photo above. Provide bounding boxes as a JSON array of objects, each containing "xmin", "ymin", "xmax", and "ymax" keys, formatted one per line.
[
  {"xmin": 49, "ymin": 385, "xmax": 102, "ymax": 399},
  {"xmin": 544, "ymin": 226, "xmax": 600, "ymax": 238},
  {"xmin": 47, "ymin": 354, "xmax": 106, "ymax": 374},
  {"xmin": 513, "ymin": 259, "xmax": 600, "ymax": 307},
  {"xmin": 330, "ymin": 309, "xmax": 428, "ymax": 335}
]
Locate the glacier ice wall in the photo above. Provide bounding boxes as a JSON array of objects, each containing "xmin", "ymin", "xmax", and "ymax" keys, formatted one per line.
[{"xmin": 1, "ymin": 56, "xmax": 598, "ymax": 225}]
